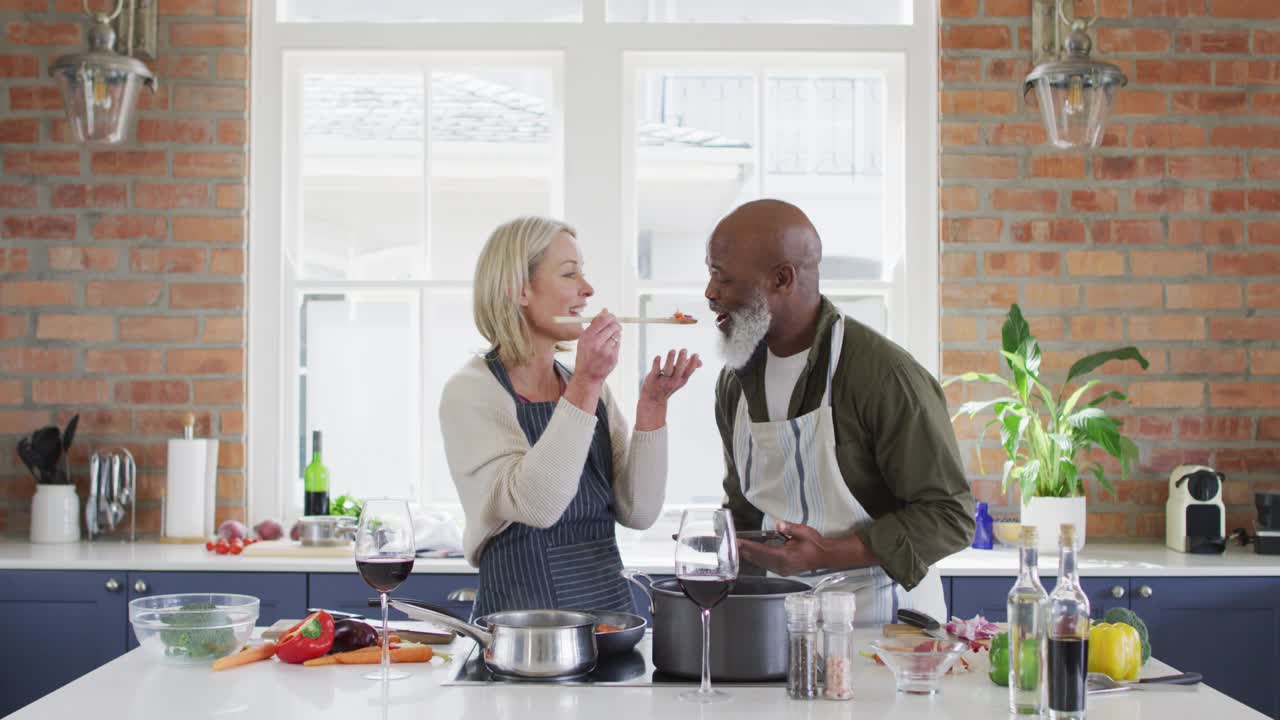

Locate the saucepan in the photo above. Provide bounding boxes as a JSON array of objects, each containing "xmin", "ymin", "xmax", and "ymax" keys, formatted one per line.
[{"xmin": 389, "ymin": 598, "xmax": 597, "ymax": 679}]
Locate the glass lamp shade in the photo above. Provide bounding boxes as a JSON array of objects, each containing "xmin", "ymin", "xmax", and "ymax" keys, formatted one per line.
[
  {"xmin": 51, "ymin": 61, "xmax": 151, "ymax": 144},
  {"xmin": 1024, "ymin": 60, "xmax": 1126, "ymax": 150}
]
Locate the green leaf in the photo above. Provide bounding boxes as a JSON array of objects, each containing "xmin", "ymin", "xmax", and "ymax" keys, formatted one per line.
[
  {"xmin": 1020, "ymin": 459, "xmax": 1041, "ymax": 506},
  {"xmin": 1001, "ymin": 459, "xmax": 1016, "ymax": 494},
  {"xmin": 1065, "ymin": 347, "xmax": 1150, "ymax": 385},
  {"xmin": 1048, "ymin": 432, "xmax": 1074, "ymax": 453},
  {"xmin": 1061, "ymin": 462, "xmax": 1080, "ymax": 498},
  {"xmin": 955, "ymin": 397, "xmax": 1019, "ymax": 418},
  {"xmin": 1001, "ymin": 350, "xmax": 1031, "ymax": 401},
  {"xmin": 1023, "ymin": 338, "xmax": 1042, "ymax": 377},
  {"xmin": 1075, "ymin": 413, "xmax": 1123, "ymax": 458},
  {"xmin": 1060, "ymin": 380, "xmax": 1100, "ymax": 419},
  {"xmin": 1002, "ymin": 304, "xmax": 1031, "ymax": 358},
  {"xmin": 942, "ymin": 371, "xmax": 1014, "ymax": 389},
  {"xmin": 1067, "ymin": 407, "xmax": 1106, "ymax": 428},
  {"xmin": 1119, "ymin": 436, "xmax": 1140, "ymax": 480},
  {"xmin": 1000, "ymin": 413, "xmax": 1030, "ymax": 459},
  {"xmin": 1090, "ymin": 463, "xmax": 1114, "ymax": 493},
  {"xmin": 1086, "ymin": 390, "xmax": 1128, "ymax": 408}
]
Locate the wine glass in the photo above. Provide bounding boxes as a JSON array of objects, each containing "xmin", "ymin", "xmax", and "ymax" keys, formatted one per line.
[
  {"xmin": 674, "ymin": 508, "xmax": 739, "ymax": 703},
  {"xmin": 354, "ymin": 499, "xmax": 416, "ymax": 681}
]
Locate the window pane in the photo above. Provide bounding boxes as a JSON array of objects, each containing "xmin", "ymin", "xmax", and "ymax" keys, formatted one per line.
[
  {"xmin": 429, "ymin": 69, "xmax": 557, "ymax": 280},
  {"xmin": 764, "ymin": 74, "xmax": 886, "ymax": 281},
  {"xmin": 637, "ymin": 294, "xmax": 725, "ymax": 505},
  {"xmin": 636, "ymin": 72, "xmax": 755, "ymax": 283},
  {"xmin": 281, "ymin": 0, "xmax": 581, "ymax": 23},
  {"xmin": 832, "ymin": 295, "xmax": 886, "ymax": 335},
  {"xmin": 299, "ymin": 292, "xmax": 421, "ymax": 505},
  {"xmin": 300, "ymin": 71, "xmax": 426, "ymax": 280},
  {"xmin": 422, "ymin": 291, "xmax": 490, "ymax": 505},
  {"xmin": 609, "ymin": 0, "xmax": 909, "ymax": 24}
]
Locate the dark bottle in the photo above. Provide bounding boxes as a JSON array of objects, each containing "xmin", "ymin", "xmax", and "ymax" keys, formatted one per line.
[
  {"xmin": 1046, "ymin": 523, "xmax": 1090, "ymax": 720},
  {"xmin": 303, "ymin": 430, "xmax": 330, "ymax": 516}
]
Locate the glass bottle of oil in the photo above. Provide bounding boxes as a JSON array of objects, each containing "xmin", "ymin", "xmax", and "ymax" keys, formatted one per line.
[{"xmin": 1007, "ymin": 525, "xmax": 1048, "ymax": 715}]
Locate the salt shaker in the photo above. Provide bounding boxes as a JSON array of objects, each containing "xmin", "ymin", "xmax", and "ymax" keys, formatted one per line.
[
  {"xmin": 785, "ymin": 593, "xmax": 820, "ymax": 699},
  {"xmin": 821, "ymin": 591, "xmax": 856, "ymax": 701}
]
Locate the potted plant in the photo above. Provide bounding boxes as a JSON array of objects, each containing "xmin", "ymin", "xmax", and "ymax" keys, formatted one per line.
[
  {"xmin": 17, "ymin": 415, "xmax": 81, "ymax": 543},
  {"xmin": 945, "ymin": 306, "xmax": 1147, "ymax": 551}
]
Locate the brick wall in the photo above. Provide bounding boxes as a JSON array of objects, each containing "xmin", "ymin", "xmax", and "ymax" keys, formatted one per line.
[
  {"xmin": 0, "ymin": 0, "xmax": 247, "ymax": 536},
  {"xmin": 941, "ymin": 0, "xmax": 1280, "ymax": 538}
]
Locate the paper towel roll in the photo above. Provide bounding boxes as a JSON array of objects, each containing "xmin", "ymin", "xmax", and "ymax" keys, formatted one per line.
[{"xmin": 165, "ymin": 439, "xmax": 218, "ymax": 539}]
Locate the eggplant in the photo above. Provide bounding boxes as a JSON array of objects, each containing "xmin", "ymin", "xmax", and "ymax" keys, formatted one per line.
[{"xmin": 331, "ymin": 618, "xmax": 379, "ymax": 654}]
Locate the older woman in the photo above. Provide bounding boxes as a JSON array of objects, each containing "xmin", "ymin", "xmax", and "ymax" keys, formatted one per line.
[{"xmin": 440, "ymin": 216, "xmax": 700, "ymax": 617}]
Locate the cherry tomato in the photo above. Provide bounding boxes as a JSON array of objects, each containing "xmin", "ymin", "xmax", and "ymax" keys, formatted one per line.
[
  {"xmin": 205, "ymin": 541, "xmax": 215, "ymax": 551},
  {"xmin": 215, "ymin": 543, "xmax": 230, "ymax": 555},
  {"xmin": 230, "ymin": 544, "xmax": 243, "ymax": 555},
  {"xmin": 230, "ymin": 537, "xmax": 243, "ymax": 548}
]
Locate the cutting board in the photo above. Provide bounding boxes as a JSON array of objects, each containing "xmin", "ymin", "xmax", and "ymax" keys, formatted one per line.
[
  {"xmin": 240, "ymin": 540, "xmax": 354, "ymax": 558},
  {"xmin": 261, "ymin": 619, "xmax": 453, "ymax": 645}
]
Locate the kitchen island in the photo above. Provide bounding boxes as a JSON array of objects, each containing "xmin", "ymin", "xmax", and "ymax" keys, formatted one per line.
[{"xmin": 8, "ymin": 626, "xmax": 1268, "ymax": 720}]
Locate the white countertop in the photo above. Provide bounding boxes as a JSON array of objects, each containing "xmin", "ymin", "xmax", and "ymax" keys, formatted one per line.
[
  {"xmin": 9, "ymin": 627, "xmax": 1266, "ymax": 720},
  {"xmin": 1, "ymin": 539, "xmax": 1277, "ymax": 577}
]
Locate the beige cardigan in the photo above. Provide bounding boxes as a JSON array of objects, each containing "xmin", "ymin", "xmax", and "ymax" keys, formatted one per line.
[{"xmin": 439, "ymin": 354, "xmax": 667, "ymax": 566}]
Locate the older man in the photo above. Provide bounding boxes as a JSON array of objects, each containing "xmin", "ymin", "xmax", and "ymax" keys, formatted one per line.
[{"xmin": 706, "ymin": 199, "xmax": 974, "ymax": 624}]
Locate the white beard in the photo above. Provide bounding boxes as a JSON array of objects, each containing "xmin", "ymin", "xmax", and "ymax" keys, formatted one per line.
[{"xmin": 718, "ymin": 292, "xmax": 772, "ymax": 369}]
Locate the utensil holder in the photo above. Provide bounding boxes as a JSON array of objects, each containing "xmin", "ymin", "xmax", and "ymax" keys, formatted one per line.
[
  {"xmin": 86, "ymin": 447, "xmax": 137, "ymax": 542},
  {"xmin": 30, "ymin": 483, "xmax": 82, "ymax": 543}
]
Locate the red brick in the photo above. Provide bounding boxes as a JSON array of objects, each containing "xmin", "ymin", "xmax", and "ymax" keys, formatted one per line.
[
  {"xmin": 1129, "ymin": 316, "xmax": 1205, "ymax": 341},
  {"xmin": 155, "ymin": 55, "xmax": 211, "ymax": 79},
  {"xmin": 168, "ymin": 348, "xmax": 243, "ymax": 375},
  {"xmin": 1176, "ymin": 30, "xmax": 1249, "ymax": 53},
  {"xmin": 1069, "ymin": 190, "xmax": 1118, "ymax": 213},
  {"xmin": 1131, "ymin": 123, "xmax": 1206, "ymax": 148},
  {"xmin": 174, "ymin": 152, "xmax": 244, "ymax": 178},
  {"xmin": 1087, "ymin": 283, "xmax": 1163, "ymax": 309},
  {"xmin": 1023, "ymin": 283, "xmax": 1080, "ymax": 308},
  {"xmin": 1171, "ymin": 219, "xmax": 1241, "ymax": 245},
  {"xmin": 215, "ymin": 184, "xmax": 244, "ymax": 209},
  {"xmin": 0, "ymin": 410, "xmax": 53, "ymax": 434},
  {"xmin": 130, "ymin": 248, "xmax": 206, "ymax": 273},
  {"xmin": 1129, "ymin": 382, "xmax": 1204, "ymax": 408},
  {"xmin": 1252, "ymin": 222, "xmax": 1280, "ymax": 245},
  {"xmin": 941, "ymin": 283, "xmax": 1016, "ymax": 309},
  {"xmin": 47, "ymin": 246, "xmax": 117, "ymax": 271},
  {"xmin": 119, "ymin": 316, "xmax": 197, "ymax": 342},
  {"xmin": 134, "ymin": 183, "xmax": 209, "ymax": 209},
  {"xmin": 35, "ymin": 314, "xmax": 113, "ymax": 341},
  {"xmin": 1212, "ymin": 0, "xmax": 1279, "ymax": 17},
  {"xmin": 1135, "ymin": 59, "xmax": 1210, "ymax": 86},
  {"xmin": 0, "ymin": 281, "xmax": 74, "ymax": 306},
  {"xmin": 1030, "ymin": 155, "xmax": 1086, "ymax": 178},
  {"xmin": 1261, "ymin": 30, "xmax": 1280, "ymax": 54},
  {"xmin": 115, "ymin": 380, "xmax": 190, "ymax": 405},
  {"xmin": 1095, "ymin": 28, "xmax": 1172, "ymax": 53},
  {"xmin": 91, "ymin": 151, "xmax": 167, "ymax": 176},
  {"xmin": 6, "ymin": 21, "xmax": 80, "ymax": 45},
  {"xmin": 158, "ymin": 0, "xmax": 214, "ymax": 14},
  {"xmin": 32, "ymin": 379, "xmax": 109, "ymax": 404},
  {"xmin": 1261, "ymin": 417, "xmax": 1280, "ymax": 441},
  {"xmin": 987, "ymin": 123, "xmax": 1046, "ymax": 147},
  {"xmin": 0, "ymin": 185, "xmax": 36, "ymax": 208},
  {"xmin": 1213, "ymin": 252, "xmax": 1280, "ymax": 275},
  {"xmin": 137, "ymin": 118, "xmax": 213, "ymax": 144},
  {"xmin": 136, "ymin": 86, "xmax": 170, "ymax": 111},
  {"xmin": 174, "ymin": 86, "xmax": 246, "ymax": 113},
  {"xmin": 0, "ymin": 55, "xmax": 39, "ymax": 78},
  {"xmin": 170, "ymin": 23, "xmax": 246, "ymax": 47},
  {"xmin": 1009, "ymin": 219, "xmax": 1085, "ymax": 244},
  {"xmin": 0, "ymin": 315, "xmax": 28, "ymax": 339},
  {"xmin": 1248, "ymin": 284, "xmax": 1280, "ymax": 308},
  {"xmin": 1251, "ymin": 190, "xmax": 1280, "ymax": 211},
  {"xmin": 1252, "ymin": 157, "xmax": 1280, "ymax": 180},
  {"xmin": 203, "ymin": 316, "xmax": 243, "ymax": 342},
  {"xmin": 1165, "ymin": 283, "xmax": 1240, "ymax": 309},
  {"xmin": 1065, "ymin": 251, "xmax": 1125, "ymax": 276},
  {"xmin": 217, "ymin": 0, "xmax": 245, "ymax": 15},
  {"xmin": 1, "ymin": 215, "xmax": 75, "ymax": 240},
  {"xmin": 940, "ymin": 90, "xmax": 1015, "ymax": 116},
  {"xmin": 86, "ymin": 281, "xmax": 163, "ymax": 307},
  {"xmin": 209, "ymin": 249, "xmax": 243, "ymax": 274},
  {"xmin": 216, "ymin": 55, "xmax": 246, "ymax": 81},
  {"xmin": 50, "ymin": 184, "xmax": 128, "ymax": 209},
  {"xmin": 1210, "ymin": 384, "xmax": 1280, "ymax": 408},
  {"xmin": 170, "ymin": 283, "xmax": 243, "ymax": 309},
  {"xmin": 1173, "ymin": 91, "xmax": 1248, "ymax": 114},
  {"xmin": 940, "ymin": 58, "xmax": 980, "ymax": 82},
  {"xmin": 0, "ymin": 380, "xmax": 22, "ymax": 405},
  {"xmin": 216, "ymin": 119, "xmax": 246, "ymax": 145},
  {"xmin": 1092, "ymin": 219, "xmax": 1164, "ymax": 244},
  {"xmin": 1218, "ymin": 449, "xmax": 1280, "ymax": 473},
  {"xmin": 1144, "ymin": 449, "xmax": 1213, "ymax": 474},
  {"xmin": 1132, "ymin": 187, "xmax": 1202, "ymax": 212},
  {"xmin": 943, "ymin": 350, "xmax": 1000, "ymax": 375},
  {"xmin": 4, "ymin": 151, "xmax": 80, "ymax": 176},
  {"xmin": 218, "ymin": 441, "xmax": 245, "ymax": 469},
  {"xmin": 91, "ymin": 215, "xmax": 167, "ymax": 241},
  {"xmin": 941, "ymin": 317, "xmax": 977, "ymax": 343},
  {"xmin": 0, "ymin": 348, "xmax": 74, "ymax": 373},
  {"xmin": 1211, "ymin": 317, "xmax": 1280, "ymax": 340},
  {"xmin": 0, "ymin": 247, "xmax": 30, "ymax": 273},
  {"xmin": 173, "ymin": 216, "xmax": 242, "ymax": 244},
  {"xmin": 1210, "ymin": 190, "xmax": 1246, "ymax": 213},
  {"xmin": 984, "ymin": 251, "xmax": 1060, "ymax": 277},
  {"xmin": 941, "ymin": 123, "xmax": 980, "ymax": 146},
  {"xmin": 942, "ymin": 217, "xmax": 1003, "ymax": 244},
  {"xmin": 1178, "ymin": 417, "xmax": 1251, "ymax": 441},
  {"xmin": 1168, "ymin": 155, "xmax": 1244, "ymax": 180},
  {"xmin": 984, "ymin": 57, "xmax": 1032, "ymax": 82},
  {"xmin": 992, "ymin": 189, "xmax": 1058, "ymax": 213},
  {"xmin": 1253, "ymin": 350, "xmax": 1280, "ymax": 374},
  {"xmin": 1094, "ymin": 155, "xmax": 1165, "ymax": 180},
  {"xmin": 1113, "ymin": 90, "xmax": 1168, "ymax": 116},
  {"xmin": 1133, "ymin": 0, "xmax": 1206, "ymax": 16},
  {"xmin": 1212, "ymin": 126, "xmax": 1280, "ymax": 148},
  {"xmin": 941, "ymin": 154, "xmax": 1018, "ymax": 179},
  {"xmin": 940, "ymin": 0, "xmax": 979, "ymax": 15},
  {"xmin": 941, "ymin": 25, "xmax": 1011, "ymax": 50},
  {"xmin": 0, "ymin": 118, "xmax": 39, "ymax": 144},
  {"xmin": 136, "ymin": 410, "xmax": 214, "ymax": 436},
  {"xmin": 941, "ymin": 186, "xmax": 978, "ymax": 212},
  {"xmin": 1216, "ymin": 60, "xmax": 1280, "ymax": 86},
  {"xmin": 85, "ymin": 349, "xmax": 164, "ymax": 374}
]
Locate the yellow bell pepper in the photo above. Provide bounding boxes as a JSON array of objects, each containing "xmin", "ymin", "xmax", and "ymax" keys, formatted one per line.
[{"xmin": 1087, "ymin": 622, "xmax": 1141, "ymax": 681}]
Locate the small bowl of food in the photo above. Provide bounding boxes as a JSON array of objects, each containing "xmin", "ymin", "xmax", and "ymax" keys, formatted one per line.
[
  {"xmin": 992, "ymin": 519, "xmax": 1022, "ymax": 548},
  {"xmin": 129, "ymin": 593, "xmax": 259, "ymax": 664},
  {"xmin": 868, "ymin": 638, "xmax": 970, "ymax": 694}
]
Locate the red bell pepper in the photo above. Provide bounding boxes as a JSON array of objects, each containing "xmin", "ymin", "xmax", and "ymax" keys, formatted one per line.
[{"xmin": 275, "ymin": 610, "xmax": 335, "ymax": 664}]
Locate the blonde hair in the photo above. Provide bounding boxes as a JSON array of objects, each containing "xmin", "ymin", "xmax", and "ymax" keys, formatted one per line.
[{"xmin": 473, "ymin": 216, "xmax": 577, "ymax": 368}]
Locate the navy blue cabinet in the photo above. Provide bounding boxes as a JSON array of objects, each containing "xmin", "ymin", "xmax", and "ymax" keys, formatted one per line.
[
  {"xmin": 951, "ymin": 576, "xmax": 1129, "ymax": 622},
  {"xmin": 0, "ymin": 570, "xmax": 128, "ymax": 717},
  {"xmin": 1129, "ymin": 577, "xmax": 1280, "ymax": 719},
  {"xmin": 309, "ymin": 572, "xmax": 478, "ymax": 621},
  {"xmin": 124, "ymin": 572, "xmax": 307, "ymax": 649}
]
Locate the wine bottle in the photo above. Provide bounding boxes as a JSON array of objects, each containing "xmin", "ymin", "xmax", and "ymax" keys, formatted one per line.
[{"xmin": 304, "ymin": 430, "xmax": 330, "ymax": 516}]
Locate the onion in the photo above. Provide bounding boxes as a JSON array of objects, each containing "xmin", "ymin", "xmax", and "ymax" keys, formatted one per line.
[
  {"xmin": 253, "ymin": 519, "xmax": 283, "ymax": 541},
  {"xmin": 217, "ymin": 520, "xmax": 247, "ymax": 541}
]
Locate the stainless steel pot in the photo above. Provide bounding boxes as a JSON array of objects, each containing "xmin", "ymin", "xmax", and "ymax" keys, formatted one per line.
[
  {"xmin": 297, "ymin": 515, "xmax": 356, "ymax": 547},
  {"xmin": 390, "ymin": 598, "xmax": 597, "ymax": 679},
  {"xmin": 625, "ymin": 571, "xmax": 809, "ymax": 681}
]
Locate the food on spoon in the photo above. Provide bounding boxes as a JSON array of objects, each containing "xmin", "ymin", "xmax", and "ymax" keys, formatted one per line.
[
  {"xmin": 595, "ymin": 623, "xmax": 624, "ymax": 634},
  {"xmin": 670, "ymin": 311, "xmax": 697, "ymax": 324}
]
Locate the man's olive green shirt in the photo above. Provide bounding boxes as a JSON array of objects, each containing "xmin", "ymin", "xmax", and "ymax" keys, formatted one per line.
[{"xmin": 716, "ymin": 297, "xmax": 975, "ymax": 591}]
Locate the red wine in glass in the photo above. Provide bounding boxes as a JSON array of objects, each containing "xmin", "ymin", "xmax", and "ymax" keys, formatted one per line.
[
  {"xmin": 678, "ymin": 573, "xmax": 735, "ymax": 610},
  {"xmin": 358, "ymin": 557, "xmax": 414, "ymax": 594}
]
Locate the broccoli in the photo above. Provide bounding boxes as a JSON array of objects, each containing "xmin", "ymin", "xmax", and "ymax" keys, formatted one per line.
[
  {"xmin": 1103, "ymin": 607, "xmax": 1150, "ymax": 664},
  {"xmin": 160, "ymin": 602, "xmax": 238, "ymax": 659}
]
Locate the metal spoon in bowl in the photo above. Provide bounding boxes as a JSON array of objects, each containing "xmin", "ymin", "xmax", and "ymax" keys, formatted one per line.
[{"xmin": 1087, "ymin": 671, "xmax": 1202, "ymax": 694}]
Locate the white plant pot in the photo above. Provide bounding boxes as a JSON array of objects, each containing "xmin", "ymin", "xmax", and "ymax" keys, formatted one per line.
[
  {"xmin": 1019, "ymin": 496, "xmax": 1086, "ymax": 553},
  {"xmin": 30, "ymin": 484, "xmax": 81, "ymax": 543}
]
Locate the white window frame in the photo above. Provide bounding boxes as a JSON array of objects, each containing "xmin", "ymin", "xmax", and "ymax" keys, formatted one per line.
[{"xmin": 248, "ymin": 0, "xmax": 939, "ymax": 522}]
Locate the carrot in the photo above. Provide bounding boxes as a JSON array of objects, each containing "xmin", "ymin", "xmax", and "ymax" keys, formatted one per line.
[
  {"xmin": 302, "ymin": 655, "xmax": 340, "ymax": 666},
  {"xmin": 334, "ymin": 646, "xmax": 432, "ymax": 665},
  {"xmin": 212, "ymin": 642, "xmax": 276, "ymax": 671}
]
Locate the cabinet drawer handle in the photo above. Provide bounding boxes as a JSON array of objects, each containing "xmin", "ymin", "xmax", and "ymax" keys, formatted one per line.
[
  {"xmin": 1110, "ymin": 585, "xmax": 1125, "ymax": 599},
  {"xmin": 105, "ymin": 578, "xmax": 121, "ymax": 593},
  {"xmin": 447, "ymin": 588, "xmax": 477, "ymax": 603},
  {"xmin": 134, "ymin": 579, "xmax": 149, "ymax": 594},
  {"xmin": 1137, "ymin": 585, "xmax": 1152, "ymax": 599}
]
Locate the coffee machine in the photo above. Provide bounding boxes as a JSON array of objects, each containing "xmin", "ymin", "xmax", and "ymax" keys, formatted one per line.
[
  {"xmin": 1165, "ymin": 465, "xmax": 1226, "ymax": 554},
  {"xmin": 1255, "ymin": 492, "xmax": 1280, "ymax": 555}
]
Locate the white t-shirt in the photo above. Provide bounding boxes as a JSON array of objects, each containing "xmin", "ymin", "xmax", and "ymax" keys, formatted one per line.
[{"xmin": 764, "ymin": 346, "xmax": 811, "ymax": 421}]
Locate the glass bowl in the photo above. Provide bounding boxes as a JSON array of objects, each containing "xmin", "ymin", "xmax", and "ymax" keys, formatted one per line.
[
  {"xmin": 869, "ymin": 638, "xmax": 970, "ymax": 694},
  {"xmin": 129, "ymin": 593, "xmax": 259, "ymax": 664}
]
